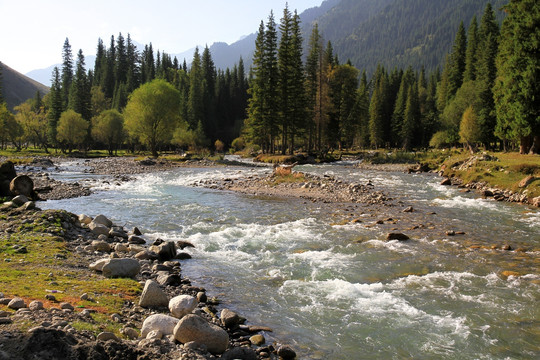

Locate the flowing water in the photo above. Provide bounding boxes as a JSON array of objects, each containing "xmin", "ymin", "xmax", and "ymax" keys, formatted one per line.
[{"xmin": 39, "ymin": 160, "xmax": 540, "ymax": 359}]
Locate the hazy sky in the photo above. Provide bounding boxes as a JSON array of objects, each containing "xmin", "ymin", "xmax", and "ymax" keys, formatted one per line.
[{"xmin": 0, "ymin": 0, "xmax": 323, "ymax": 74}]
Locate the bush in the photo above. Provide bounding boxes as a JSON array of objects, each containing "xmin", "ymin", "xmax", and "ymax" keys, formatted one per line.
[
  {"xmin": 429, "ymin": 131, "xmax": 451, "ymax": 149},
  {"xmin": 231, "ymin": 137, "xmax": 245, "ymax": 152}
]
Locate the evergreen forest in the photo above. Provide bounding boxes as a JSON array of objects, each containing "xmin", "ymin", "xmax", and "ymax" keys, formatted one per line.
[{"xmin": 0, "ymin": 0, "xmax": 538, "ymax": 157}]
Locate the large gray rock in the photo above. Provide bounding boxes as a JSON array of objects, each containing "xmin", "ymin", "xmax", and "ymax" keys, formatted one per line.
[
  {"xmin": 89, "ymin": 221, "xmax": 110, "ymax": 236},
  {"xmin": 93, "ymin": 214, "xmax": 113, "ymax": 227},
  {"xmin": 91, "ymin": 240, "xmax": 111, "ymax": 252},
  {"xmin": 169, "ymin": 295, "xmax": 197, "ymax": 318},
  {"xmin": 101, "ymin": 258, "xmax": 140, "ymax": 278},
  {"xmin": 12, "ymin": 195, "xmax": 29, "ymax": 206},
  {"xmin": 173, "ymin": 314, "xmax": 229, "ymax": 354},
  {"xmin": 141, "ymin": 314, "xmax": 179, "ymax": 338},
  {"xmin": 139, "ymin": 280, "xmax": 169, "ymax": 308},
  {"xmin": 78, "ymin": 214, "xmax": 92, "ymax": 225},
  {"xmin": 8, "ymin": 298, "xmax": 26, "ymax": 310},
  {"xmin": 149, "ymin": 241, "xmax": 177, "ymax": 261},
  {"xmin": 128, "ymin": 235, "xmax": 146, "ymax": 244}
]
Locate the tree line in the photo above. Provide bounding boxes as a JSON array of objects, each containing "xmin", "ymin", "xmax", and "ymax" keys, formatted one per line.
[
  {"xmin": 0, "ymin": 0, "xmax": 538, "ymax": 156},
  {"xmin": 243, "ymin": 0, "xmax": 539, "ymax": 155},
  {"xmin": 0, "ymin": 34, "xmax": 248, "ymax": 155}
]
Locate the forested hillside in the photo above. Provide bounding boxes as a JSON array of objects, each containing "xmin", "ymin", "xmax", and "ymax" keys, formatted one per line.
[{"xmin": 315, "ymin": 0, "xmax": 508, "ymax": 75}]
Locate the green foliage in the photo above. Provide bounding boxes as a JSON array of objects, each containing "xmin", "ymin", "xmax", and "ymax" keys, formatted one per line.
[
  {"xmin": 92, "ymin": 109, "xmax": 125, "ymax": 155},
  {"xmin": 231, "ymin": 137, "xmax": 245, "ymax": 152},
  {"xmin": 429, "ymin": 131, "xmax": 451, "ymax": 149},
  {"xmin": 124, "ymin": 79, "xmax": 181, "ymax": 157},
  {"xmin": 56, "ymin": 109, "xmax": 88, "ymax": 152},
  {"xmin": 494, "ymin": 0, "xmax": 540, "ymax": 153}
]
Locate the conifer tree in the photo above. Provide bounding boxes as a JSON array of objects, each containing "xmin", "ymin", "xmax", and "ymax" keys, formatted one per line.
[
  {"xmin": 61, "ymin": 38, "xmax": 74, "ymax": 110},
  {"xmin": 0, "ymin": 62, "xmax": 4, "ymax": 104},
  {"xmin": 48, "ymin": 67, "xmax": 63, "ymax": 146},
  {"xmin": 188, "ymin": 47, "xmax": 205, "ymax": 131},
  {"xmin": 494, "ymin": 0, "xmax": 540, "ymax": 153},
  {"xmin": 93, "ymin": 38, "xmax": 106, "ymax": 87},
  {"xmin": 263, "ymin": 12, "xmax": 280, "ymax": 152},
  {"xmin": 354, "ymin": 71, "xmax": 370, "ymax": 148},
  {"xmin": 278, "ymin": 5, "xmax": 293, "ymax": 153},
  {"xmin": 103, "ymin": 36, "xmax": 116, "ymax": 99},
  {"xmin": 446, "ymin": 22, "xmax": 467, "ymax": 102},
  {"xmin": 202, "ymin": 46, "xmax": 217, "ymax": 142},
  {"xmin": 69, "ymin": 50, "xmax": 91, "ymax": 121},
  {"xmin": 369, "ymin": 65, "xmax": 389, "ymax": 148},
  {"xmin": 401, "ymin": 84, "xmax": 420, "ymax": 150},
  {"xmin": 306, "ymin": 23, "xmax": 322, "ymax": 151},
  {"xmin": 463, "ymin": 16, "xmax": 478, "ymax": 82}
]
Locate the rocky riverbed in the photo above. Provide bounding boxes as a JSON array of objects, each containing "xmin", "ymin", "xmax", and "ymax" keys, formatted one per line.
[{"xmin": 0, "ymin": 204, "xmax": 295, "ymax": 360}]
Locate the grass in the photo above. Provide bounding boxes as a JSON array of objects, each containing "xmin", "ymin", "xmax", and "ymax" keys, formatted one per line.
[
  {"xmin": 268, "ymin": 171, "xmax": 306, "ymax": 186},
  {"xmin": 0, "ymin": 208, "xmax": 142, "ymax": 338},
  {"xmin": 440, "ymin": 150, "xmax": 540, "ymax": 198}
]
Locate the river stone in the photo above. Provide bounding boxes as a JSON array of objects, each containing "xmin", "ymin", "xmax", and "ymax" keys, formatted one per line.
[
  {"xmin": 135, "ymin": 250, "xmax": 158, "ymax": 261},
  {"xmin": 97, "ymin": 332, "xmax": 119, "ymax": 342},
  {"xmin": 10, "ymin": 175, "xmax": 34, "ymax": 197},
  {"xmin": 122, "ymin": 327, "xmax": 139, "ymax": 340},
  {"xmin": 169, "ymin": 295, "xmax": 198, "ymax": 318},
  {"xmin": 102, "ymin": 258, "xmax": 141, "ymax": 278},
  {"xmin": 89, "ymin": 221, "xmax": 110, "ymax": 236},
  {"xmin": 250, "ymin": 334, "xmax": 265, "ymax": 346},
  {"xmin": 141, "ymin": 314, "xmax": 180, "ymax": 338},
  {"xmin": 150, "ymin": 241, "xmax": 177, "ymax": 261},
  {"xmin": 220, "ymin": 308, "xmax": 240, "ymax": 329},
  {"xmin": 221, "ymin": 347, "xmax": 258, "ymax": 360},
  {"xmin": 93, "ymin": 214, "xmax": 113, "ymax": 227},
  {"xmin": 91, "ymin": 240, "xmax": 111, "ymax": 252},
  {"xmin": 277, "ymin": 345, "xmax": 297, "ymax": 359},
  {"xmin": 28, "ymin": 300, "xmax": 43, "ymax": 311},
  {"xmin": 89, "ymin": 258, "xmax": 110, "ymax": 272},
  {"xmin": 532, "ymin": 196, "xmax": 540, "ymax": 207},
  {"xmin": 129, "ymin": 235, "xmax": 146, "ymax": 244},
  {"xmin": 78, "ymin": 214, "xmax": 92, "ymax": 225},
  {"xmin": 114, "ymin": 243, "xmax": 129, "ymax": 253},
  {"xmin": 12, "ymin": 195, "xmax": 29, "ymax": 206},
  {"xmin": 139, "ymin": 280, "xmax": 169, "ymax": 308},
  {"xmin": 8, "ymin": 297, "xmax": 26, "ymax": 310},
  {"xmin": 157, "ymin": 273, "xmax": 182, "ymax": 287},
  {"xmin": 173, "ymin": 314, "xmax": 229, "ymax": 354},
  {"xmin": 386, "ymin": 233, "xmax": 410, "ymax": 241}
]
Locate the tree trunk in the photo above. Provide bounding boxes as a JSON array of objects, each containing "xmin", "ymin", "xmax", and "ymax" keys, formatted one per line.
[
  {"xmin": 528, "ymin": 135, "xmax": 539, "ymax": 154},
  {"xmin": 520, "ymin": 135, "xmax": 532, "ymax": 155}
]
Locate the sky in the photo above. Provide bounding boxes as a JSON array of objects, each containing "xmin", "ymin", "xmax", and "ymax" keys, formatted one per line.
[{"xmin": 0, "ymin": 0, "xmax": 323, "ymax": 74}]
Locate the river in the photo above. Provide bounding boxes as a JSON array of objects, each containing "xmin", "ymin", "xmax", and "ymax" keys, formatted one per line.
[{"xmin": 38, "ymin": 160, "xmax": 539, "ymax": 359}]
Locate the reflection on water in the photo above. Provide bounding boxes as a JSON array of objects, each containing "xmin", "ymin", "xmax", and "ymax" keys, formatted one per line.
[{"xmin": 40, "ymin": 164, "xmax": 540, "ymax": 359}]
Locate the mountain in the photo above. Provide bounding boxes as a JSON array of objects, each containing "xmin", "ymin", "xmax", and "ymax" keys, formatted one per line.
[
  {"xmin": 26, "ymin": 0, "xmax": 508, "ymax": 83},
  {"xmin": 1, "ymin": 62, "xmax": 49, "ymax": 110}
]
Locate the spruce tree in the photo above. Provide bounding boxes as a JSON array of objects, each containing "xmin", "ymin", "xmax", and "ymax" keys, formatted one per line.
[
  {"xmin": 463, "ymin": 16, "xmax": 478, "ymax": 82},
  {"xmin": 61, "ymin": 38, "xmax": 74, "ymax": 110},
  {"xmin": 48, "ymin": 67, "xmax": 63, "ymax": 147},
  {"xmin": 369, "ymin": 65, "xmax": 389, "ymax": 148},
  {"xmin": 188, "ymin": 47, "xmax": 205, "ymax": 132},
  {"xmin": 93, "ymin": 38, "xmax": 106, "ymax": 87},
  {"xmin": 354, "ymin": 71, "xmax": 371, "ymax": 149},
  {"xmin": 494, "ymin": 0, "xmax": 540, "ymax": 153},
  {"xmin": 69, "ymin": 49, "xmax": 91, "ymax": 122},
  {"xmin": 278, "ymin": 5, "xmax": 293, "ymax": 154},
  {"xmin": 306, "ymin": 23, "xmax": 322, "ymax": 151},
  {"xmin": 202, "ymin": 46, "xmax": 217, "ymax": 142},
  {"xmin": 0, "ymin": 62, "xmax": 4, "ymax": 105},
  {"xmin": 446, "ymin": 22, "xmax": 467, "ymax": 102},
  {"xmin": 263, "ymin": 12, "xmax": 279, "ymax": 153},
  {"xmin": 401, "ymin": 84, "xmax": 420, "ymax": 150}
]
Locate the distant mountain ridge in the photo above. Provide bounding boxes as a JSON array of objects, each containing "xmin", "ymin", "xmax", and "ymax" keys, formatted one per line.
[
  {"xmin": 1, "ymin": 62, "xmax": 49, "ymax": 110},
  {"xmin": 26, "ymin": 0, "xmax": 508, "ymax": 86}
]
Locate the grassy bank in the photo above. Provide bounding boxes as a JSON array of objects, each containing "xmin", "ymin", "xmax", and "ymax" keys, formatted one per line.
[
  {"xmin": 0, "ymin": 207, "xmax": 141, "ymax": 337},
  {"xmin": 439, "ymin": 151, "xmax": 540, "ymax": 199}
]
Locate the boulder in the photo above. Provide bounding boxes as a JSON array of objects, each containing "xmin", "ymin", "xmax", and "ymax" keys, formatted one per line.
[
  {"xmin": 101, "ymin": 258, "xmax": 140, "ymax": 278},
  {"xmin": 386, "ymin": 233, "xmax": 410, "ymax": 241},
  {"xmin": 114, "ymin": 243, "xmax": 129, "ymax": 253},
  {"xmin": 93, "ymin": 214, "xmax": 113, "ymax": 228},
  {"xmin": 97, "ymin": 332, "xmax": 119, "ymax": 342},
  {"xmin": 141, "ymin": 314, "xmax": 180, "ymax": 338},
  {"xmin": 28, "ymin": 301, "xmax": 43, "ymax": 311},
  {"xmin": 155, "ymin": 241, "xmax": 177, "ymax": 261},
  {"xmin": 9, "ymin": 175, "xmax": 34, "ymax": 198},
  {"xmin": 249, "ymin": 334, "xmax": 265, "ymax": 346},
  {"xmin": 139, "ymin": 280, "xmax": 169, "ymax": 308},
  {"xmin": 220, "ymin": 308, "xmax": 240, "ymax": 329},
  {"xmin": 277, "ymin": 345, "xmax": 297, "ymax": 360},
  {"xmin": 89, "ymin": 258, "xmax": 110, "ymax": 272},
  {"xmin": 135, "ymin": 250, "xmax": 158, "ymax": 261},
  {"xmin": 0, "ymin": 161, "xmax": 16, "ymax": 197},
  {"xmin": 169, "ymin": 295, "xmax": 198, "ymax": 318},
  {"xmin": 156, "ymin": 273, "xmax": 182, "ymax": 287},
  {"xmin": 91, "ymin": 240, "xmax": 111, "ymax": 252},
  {"xmin": 12, "ymin": 195, "xmax": 29, "ymax": 206},
  {"xmin": 89, "ymin": 221, "xmax": 110, "ymax": 236},
  {"xmin": 173, "ymin": 314, "xmax": 229, "ymax": 354},
  {"xmin": 8, "ymin": 297, "xmax": 26, "ymax": 310},
  {"xmin": 128, "ymin": 235, "xmax": 146, "ymax": 244},
  {"xmin": 78, "ymin": 214, "xmax": 92, "ymax": 225}
]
